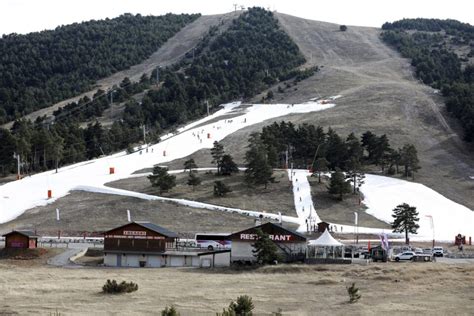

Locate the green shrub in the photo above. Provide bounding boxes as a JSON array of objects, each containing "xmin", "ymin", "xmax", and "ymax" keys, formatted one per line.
[
  {"xmin": 218, "ymin": 295, "xmax": 255, "ymax": 315},
  {"xmin": 161, "ymin": 305, "xmax": 180, "ymax": 316},
  {"xmin": 347, "ymin": 283, "xmax": 361, "ymax": 303},
  {"xmin": 102, "ymin": 279, "xmax": 138, "ymax": 294}
]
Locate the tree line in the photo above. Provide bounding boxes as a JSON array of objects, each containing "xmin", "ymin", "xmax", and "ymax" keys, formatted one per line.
[
  {"xmin": 126, "ymin": 7, "xmax": 308, "ymax": 130},
  {"xmin": 0, "ymin": 13, "xmax": 199, "ymax": 123},
  {"xmin": 0, "ymin": 8, "xmax": 313, "ymax": 178},
  {"xmin": 381, "ymin": 18, "xmax": 474, "ymax": 141},
  {"xmin": 258, "ymin": 121, "xmax": 420, "ymax": 179}
]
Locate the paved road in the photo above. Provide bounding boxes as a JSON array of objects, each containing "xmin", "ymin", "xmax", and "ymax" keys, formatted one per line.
[{"xmin": 46, "ymin": 243, "xmax": 90, "ymax": 267}]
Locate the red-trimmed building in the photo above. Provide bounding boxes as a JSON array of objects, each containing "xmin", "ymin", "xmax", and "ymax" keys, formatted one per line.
[
  {"xmin": 103, "ymin": 221, "xmax": 230, "ymax": 268},
  {"xmin": 3, "ymin": 230, "xmax": 38, "ymax": 249},
  {"xmin": 229, "ymin": 222, "xmax": 307, "ymax": 263}
]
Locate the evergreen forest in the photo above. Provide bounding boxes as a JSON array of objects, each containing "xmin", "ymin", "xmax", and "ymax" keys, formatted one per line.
[
  {"xmin": 0, "ymin": 13, "xmax": 200, "ymax": 123},
  {"xmin": 381, "ymin": 18, "xmax": 474, "ymax": 141},
  {"xmin": 0, "ymin": 8, "xmax": 313, "ymax": 177}
]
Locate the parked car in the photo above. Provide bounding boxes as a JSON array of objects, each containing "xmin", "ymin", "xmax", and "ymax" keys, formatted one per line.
[
  {"xmin": 422, "ymin": 248, "xmax": 433, "ymax": 255},
  {"xmin": 394, "ymin": 251, "xmax": 416, "ymax": 262},
  {"xmin": 413, "ymin": 247, "xmax": 424, "ymax": 254},
  {"xmin": 432, "ymin": 247, "xmax": 444, "ymax": 257}
]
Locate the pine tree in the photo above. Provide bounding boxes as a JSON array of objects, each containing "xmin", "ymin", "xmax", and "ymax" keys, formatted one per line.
[
  {"xmin": 392, "ymin": 203, "xmax": 420, "ymax": 245},
  {"xmin": 361, "ymin": 131, "xmax": 377, "ymax": 163},
  {"xmin": 373, "ymin": 134, "xmax": 391, "ymax": 169},
  {"xmin": 161, "ymin": 305, "xmax": 180, "ymax": 316},
  {"xmin": 245, "ymin": 133, "xmax": 274, "ymax": 189},
  {"xmin": 218, "ymin": 295, "xmax": 255, "ymax": 316},
  {"xmin": 327, "ymin": 169, "xmax": 352, "ymax": 200},
  {"xmin": 325, "ymin": 128, "xmax": 348, "ymax": 169},
  {"xmin": 147, "ymin": 165, "xmax": 176, "ymax": 193},
  {"xmin": 252, "ymin": 228, "xmax": 280, "ymax": 264},
  {"xmin": 187, "ymin": 172, "xmax": 201, "ymax": 191},
  {"xmin": 214, "ymin": 180, "xmax": 232, "ymax": 197},
  {"xmin": 0, "ymin": 128, "xmax": 16, "ymax": 175},
  {"xmin": 345, "ymin": 132, "xmax": 363, "ymax": 166},
  {"xmin": 399, "ymin": 144, "xmax": 420, "ymax": 180},
  {"xmin": 220, "ymin": 154, "xmax": 239, "ymax": 175},
  {"xmin": 211, "ymin": 141, "xmax": 225, "ymax": 174},
  {"xmin": 312, "ymin": 157, "xmax": 329, "ymax": 184},
  {"xmin": 345, "ymin": 157, "xmax": 365, "ymax": 194},
  {"xmin": 183, "ymin": 158, "xmax": 198, "ymax": 173}
]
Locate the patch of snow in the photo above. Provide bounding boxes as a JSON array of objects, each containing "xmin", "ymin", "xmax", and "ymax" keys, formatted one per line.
[
  {"xmin": 360, "ymin": 174, "xmax": 474, "ymax": 241},
  {"xmin": 0, "ymin": 100, "xmax": 335, "ymax": 224}
]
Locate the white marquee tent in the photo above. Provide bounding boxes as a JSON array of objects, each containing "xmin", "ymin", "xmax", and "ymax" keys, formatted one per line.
[{"xmin": 308, "ymin": 229, "xmax": 344, "ymax": 259}]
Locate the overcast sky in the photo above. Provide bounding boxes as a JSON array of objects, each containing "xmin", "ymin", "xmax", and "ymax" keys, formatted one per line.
[{"xmin": 0, "ymin": 0, "xmax": 473, "ymax": 36}]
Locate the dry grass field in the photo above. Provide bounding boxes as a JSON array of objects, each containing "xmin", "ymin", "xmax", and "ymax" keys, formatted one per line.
[
  {"xmin": 109, "ymin": 170, "xmax": 296, "ymax": 216},
  {"xmin": 0, "ymin": 261, "xmax": 473, "ymax": 315}
]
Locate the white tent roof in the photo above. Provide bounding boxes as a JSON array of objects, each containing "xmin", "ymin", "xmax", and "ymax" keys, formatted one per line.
[{"xmin": 308, "ymin": 229, "xmax": 343, "ymax": 246}]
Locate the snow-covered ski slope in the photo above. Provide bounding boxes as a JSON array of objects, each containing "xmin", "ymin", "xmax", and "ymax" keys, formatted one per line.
[
  {"xmin": 1, "ymin": 97, "xmax": 473, "ymax": 241},
  {"xmin": 0, "ymin": 100, "xmax": 334, "ymax": 223}
]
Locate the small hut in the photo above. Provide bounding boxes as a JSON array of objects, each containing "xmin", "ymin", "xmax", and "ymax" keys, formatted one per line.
[
  {"xmin": 307, "ymin": 229, "xmax": 345, "ymax": 260},
  {"xmin": 3, "ymin": 230, "xmax": 38, "ymax": 249}
]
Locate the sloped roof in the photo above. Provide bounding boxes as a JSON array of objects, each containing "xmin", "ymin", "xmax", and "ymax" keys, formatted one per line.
[
  {"xmin": 104, "ymin": 221, "xmax": 179, "ymax": 238},
  {"xmin": 308, "ymin": 229, "xmax": 343, "ymax": 246},
  {"xmin": 229, "ymin": 222, "xmax": 307, "ymax": 241},
  {"xmin": 3, "ymin": 230, "xmax": 38, "ymax": 238},
  {"xmin": 135, "ymin": 221, "xmax": 179, "ymax": 238}
]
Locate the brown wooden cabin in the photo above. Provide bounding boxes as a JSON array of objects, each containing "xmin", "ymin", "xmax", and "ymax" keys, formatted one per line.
[
  {"xmin": 3, "ymin": 230, "xmax": 38, "ymax": 249},
  {"xmin": 104, "ymin": 221, "xmax": 178, "ymax": 253}
]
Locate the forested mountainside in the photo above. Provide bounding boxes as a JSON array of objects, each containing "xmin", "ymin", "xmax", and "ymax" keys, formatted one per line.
[
  {"xmin": 0, "ymin": 13, "xmax": 199, "ymax": 123},
  {"xmin": 132, "ymin": 7, "xmax": 308, "ymax": 130},
  {"xmin": 381, "ymin": 18, "xmax": 474, "ymax": 141},
  {"xmin": 0, "ymin": 8, "xmax": 312, "ymax": 176}
]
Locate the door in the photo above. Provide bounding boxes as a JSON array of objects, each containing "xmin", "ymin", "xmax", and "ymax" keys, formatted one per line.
[{"xmin": 117, "ymin": 254, "xmax": 122, "ymax": 267}]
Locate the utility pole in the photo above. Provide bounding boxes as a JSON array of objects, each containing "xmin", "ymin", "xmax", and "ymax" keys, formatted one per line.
[
  {"xmin": 142, "ymin": 125, "xmax": 147, "ymax": 146},
  {"xmin": 205, "ymin": 100, "xmax": 210, "ymax": 116},
  {"xmin": 55, "ymin": 146, "xmax": 59, "ymax": 173},
  {"xmin": 15, "ymin": 153, "xmax": 20, "ymax": 180},
  {"xmin": 233, "ymin": 3, "xmax": 238, "ymax": 11},
  {"xmin": 109, "ymin": 90, "xmax": 114, "ymax": 104},
  {"xmin": 426, "ymin": 215, "xmax": 435, "ymax": 248},
  {"xmin": 354, "ymin": 212, "xmax": 359, "ymax": 244}
]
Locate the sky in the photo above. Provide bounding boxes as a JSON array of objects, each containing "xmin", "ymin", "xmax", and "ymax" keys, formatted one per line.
[{"xmin": 0, "ymin": 0, "xmax": 473, "ymax": 36}]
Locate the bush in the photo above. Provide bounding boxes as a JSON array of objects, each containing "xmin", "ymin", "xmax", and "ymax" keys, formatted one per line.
[
  {"xmin": 161, "ymin": 305, "xmax": 179, "ymax": 316},
  {"xmin": 347, "ymin": 283, "xmax": 361, "ymax": 303},
  {"xmin": 340, "ymin": 25, "xmax": 347, "ymax": 31},
  {"xmin": 102, "ymin": 279, "xmax": 138, "ymax": 294},
  {"xmin": 214, "ymin": 180, "xmax": 232, "ymax": 197},
  {"xmin": 218, "ymin": 295, "xmax": 255, "ymax": 315}
]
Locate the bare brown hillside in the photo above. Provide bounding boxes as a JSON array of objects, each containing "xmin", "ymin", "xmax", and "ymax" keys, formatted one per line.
[
  {"xmin": 218, "ymin": 13, "xmax": 474, "ymax": 210},
  {"xmin": 2, "ymin": 12, "xmax": 240, "ymax": 129}
]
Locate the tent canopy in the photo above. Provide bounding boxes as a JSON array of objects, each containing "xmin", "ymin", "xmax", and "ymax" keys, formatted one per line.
[{"xmin": 308, "ymin": 229, "xmax": 343, "ymax": 246}]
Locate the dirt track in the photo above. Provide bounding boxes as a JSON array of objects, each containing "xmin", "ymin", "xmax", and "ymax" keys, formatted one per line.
[{"xmin": 222, "ymin": 13, "xmax": 474, "ymax": 211}]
